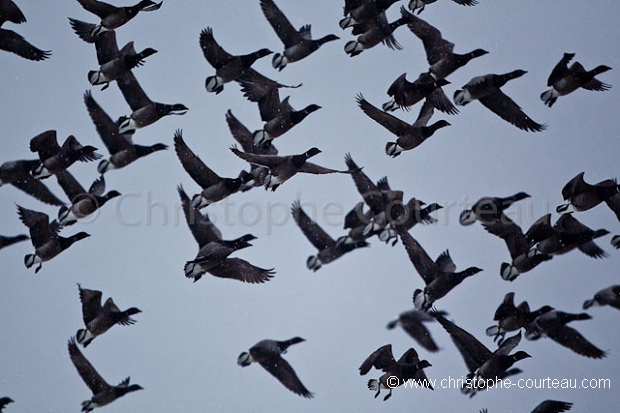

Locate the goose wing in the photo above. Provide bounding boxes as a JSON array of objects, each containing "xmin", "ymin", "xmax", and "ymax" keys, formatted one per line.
[
  {"xmin": 291, "ymin": 200, "xmax": 336, "ymax": 250},
  {"xmin": 260, "ymin": 0, "xmax": 301, "ymax": 47},
  {"xmin": 259, "ymin": 356, "xmax": 313, "ymax": 398},
  {"xmin": 68, "ymin": 336, "xmax": 110, "ymax": 394},
  {"xmin": 173, "ymin": 130, "xmax": 223, "ymax": 188}
]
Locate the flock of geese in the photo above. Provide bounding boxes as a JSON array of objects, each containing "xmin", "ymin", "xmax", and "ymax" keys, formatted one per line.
[{"xmin": 0, "ymin": 0, "xmax": 618, "ymax": 412}]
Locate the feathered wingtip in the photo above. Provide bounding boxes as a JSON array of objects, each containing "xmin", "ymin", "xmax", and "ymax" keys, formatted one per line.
[{"xmin": 68, "ymin": 18, "xmax": 97, "ymax": 43}]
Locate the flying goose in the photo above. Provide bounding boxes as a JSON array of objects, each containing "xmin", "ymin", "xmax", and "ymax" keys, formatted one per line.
[
  {"xmin": 527, "ymin": 309, "xmax": 606, "ymax": 359},
  {"xmin": 0, "ymin": 0, "xmax": 51, "ymax": 60},
  {"xmin": 56, "ymin": 171, "xmax": 121, "ymax": 225},
  {"xmin": 225, "ymin": 110, "xmax": 278, "ymax": 191},
  {"xmin": 530, "ymin": 400, "xmax": 573, "ymax": 413},
  {"xmin": 386, "ymin": 309, "xmax": 445, "ymax": 352},
  {"xmin": 485, "ymin": 292, "xmax": 553, "ymax": 344},
  {"xmin": 30, "ymin": 130, "xmax": 101, "ymax": 179},
  {"xmin": 67, "ymin": 336, "xmax": 143, "ymax": 411},
  {"xmin": 0, "ymin": 397, "xmax": 13, "ymax": 412},
  {"xmin": 343, "ymin": 7, "xmax": 408, "ymax": 57},
  {"xmin": 357, "ymin": 94, "xmax": 450, "ymax": 157},
  {"xmin": 556, "ymin": 171, "xmax": 620, "ymax": 218},
  {"xmin": 83, "ymin": 90, "xmax": 167, "ymax": 174},
  {"xmin": 0, "ymin": 159, "xmax": 65, "ymax": 205},
  {"xmin": 378, "ymin": 199, "xmax": 442, "ymax": 245},
  {"xmin": 178, "ymin": 185, "xmax": 274, "ymax": 283},
  {"xmin": 344, "ymin": 154, "xmax": 405, "ymax": 235},
  {"xmin": 481, "ymin": 213, "xmax": 553, "ymax": 281},
  {"xmin": 382, "ymin": 71, "xmax": 458, "ymax": 114},
  {"xmin": 74, "ymin": 0, "xmax": 162, "ymax": 41},
  {"xmin": 526, "ymin": 214, "xmax": 609, "ymax": 259},
  {"xmin": 404, "ymin": 9, "xmax": 487, "ymax": 80},
  {"xmin": 17, "ymin": 205, "xmax": 90, "ymax": 273},
  {"xmin": 583, "ymin": 285, "xmax": 620, "ymax": 310},
  {"xmin": 116, "ymin": 70, "xmax": 187, "ymax": 134},
  {"xmin": 69, "ymin": 19, "xmax": 156, "ymax": 90},
  {"xmin": 237, "ymin": 337, "xmax": 313, "ymax": 398},
  {"xmin": 408, "ymin": 0, "xmax": 478, "ymax": 14},
  {"xmin": 200, "ymin": 27, "xmax": 280, "ymax": 94},
  {"xmin": 76, "ymin": 283, "xmax": 141, "ymax": 347},
  {"xmin": 395, "ymin": 225, "xmax": 482, "ymax": 310},
  {"xmin": 480, "ymin": 400, "xmax": 573, "ymax": 413},
  {"xmin": 230, "ymin": 146, "xmax": 346, "ymax": 191},
  {"xmin": 174, "ymin": 129, "xmax": 251, "ymax": 208},
  {"xmin": 339, "ymin": 0, "xmax": 400, "ymax": 29},
  {"xmin": 460, "ymin": 192, "xmax": 530, "ymax": 226},
  {"xmin": 291, "ymin": 199, "xmax": 368, "ymax": 271},
  {"xmin": 359, "ymin": 344, "xmax": 432, "ymax": 400},
  {"xmin": 260, "ymin": 0, "xmax": 339, "ymax": 70},
  {"xmin": 431, "ymin": 310, "xmax": 530, "ymax": 396},
  {"xmin": 454, "ymin": 70, "xmax": 546, "ymax": 132},
  {"xmin": 541, "ymin": 53, "xmax": 611, "ymax": 107},
  {"xmin": 0, "ymin": 233, "xmax": 29, "ymax": 251},
  {"xmin": 238, "ymin": 79, "xmax": 319, "ymax": 146}
]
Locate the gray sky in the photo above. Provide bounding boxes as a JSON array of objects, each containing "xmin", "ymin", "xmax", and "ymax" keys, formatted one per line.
[{"xmin": 1, "ymin": 1, "xmax": 619, "ymax": 412}]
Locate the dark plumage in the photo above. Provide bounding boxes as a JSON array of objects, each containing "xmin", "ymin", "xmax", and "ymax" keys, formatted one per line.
[
  {"xmin": 0, "ymin": 233, "xmax": 29, "ymax": 250},
  {"xmin": 291, "ymin": 199, "xmax": 368, "ymax": 271},
  {"xmin": 69, "ymin": 19, "xmax": 156, "ymax": 89},
  {"xmin": 556, "ymin": 172, "xmax": 620, "ymax": 218},
  {"xmin": 0, "ymin": 397, "xmax": 13, "ymax": 412},
  {"xmin": 17, "ymin": 205, "xmax": 90, "ymax": 273},
  {"xmin": 344, "ymin": 154, "xmax": 405, "ymax": 235},
  {"xmin": 178, "ymin": 185, "xmax": 274, "ymax": 283},
  {"xmin": 68, "ymin": 336, "xmax": 143, "ymax": 411},
  {"xmin": 530, "ymin": 400, "xmax": 573, "ymax": 413},
  {"xmin": 527, "ymin": 309, "xmax": 606, "ymax": 359},
  {"xmin": 238, "ymin": 79, "xmax": 319, "ymax": 146},
  {"xmin": 260, "ymin": 0, "xmax": 339, "ymax": 70},
  {"xmin": 396, "ymin": 225, "xmax": 482, "ymax": 310},
  {"xmin": 237, "ymin": 337, "xmax": 313, "ymax": 398},
  {"xmin": 383, "ymin": 72, "xmax": 458, "ymax": 114},
  {"xmin": 83, "ymin": 90, "xmax": 167, "ymax": 174},
  {"xmin": 526, "ymin": 214, "xmax": 609, "ymax": 259},
  {"xmin": 76, "ymin": 283, "xmax": 141, "ymax": 347},
  {"xmin": 74, "ymin": 0, "xmax": 162, "ymax": 41},
  {"xmin": 340, "ymin": 0, "xmax": 400, "ymax": 29},
  {"xmin": 174, "ymin": 130, "xmax": 251, "ymax": 208},
  {"xmin": 357, "ymin": 94, "xmax": 450, "ymax": 157},
  {"xmin": 29, "ymin": 130, "xmax": 101, "ymax": 179},
  {"xmin": 408, "ymin": 0, "xmax": 478, "ymax": 14},
  {"xmin": 359, "ymin": 344, "xmax": 432, "ymax": 400},
  {"xmin": 343, "ymin": 7, "xmax": 408, "ymax": 56},
  {"xmin": 116, "ymin": 70, "xmax": 187, "ymax": 134},
  {"xmin": 541, "ymin": 52, "xmax": 611, "ymax": 107},
  {"xmin": 404, "ymin": 8, "xmax": 487, "ymax": 79},
  {"xmin": 485, "ymin": 292, "xmax": 553, "ymax": 344},
  {"xmin": 231, "ymin": 146, "xmax": 346, "ymax": 191},
  {"xmin": 459, "ymin": 192, "xmax": 530, "ymax": 226},
  {"xmin": 225, "ymin": 110, "xmax": 277, "ymax": 191},
  {"xmin": 454, "ymin": 70, "xmax": 546, "ymax": 132},
  {"xmin": 431, "ymin": 310, "xmax": 530, "ymax": 396},
  {"xmin": 481, "ymin": 213, "xmax": 554, "ymax": 281},
  {"xmin": 200, "ymin": 27, "xmax": 279, "ymax": 94},
  {"xmin": 0, "ymin": 0, "xmax": 50, "ymax": 60},
  {"xmin": 56, "ymin": 171, "xmax": 120, "ymax": 225},
  {"xmin": 386, "ymin": 309, "xmax": 445, "ymax": 352},
  {"xmin": 0, "ymin": 159, "xmax": 65, "ymax": 205},
  {"xmin": 583, "ymin": 285, "xmax": 620, "ymax": 310}
]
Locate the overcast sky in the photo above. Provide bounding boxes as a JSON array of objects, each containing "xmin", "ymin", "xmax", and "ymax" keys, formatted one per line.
[{"xmin": 1, "ymin": 1, "xmax": 619, "ymax": 412}]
